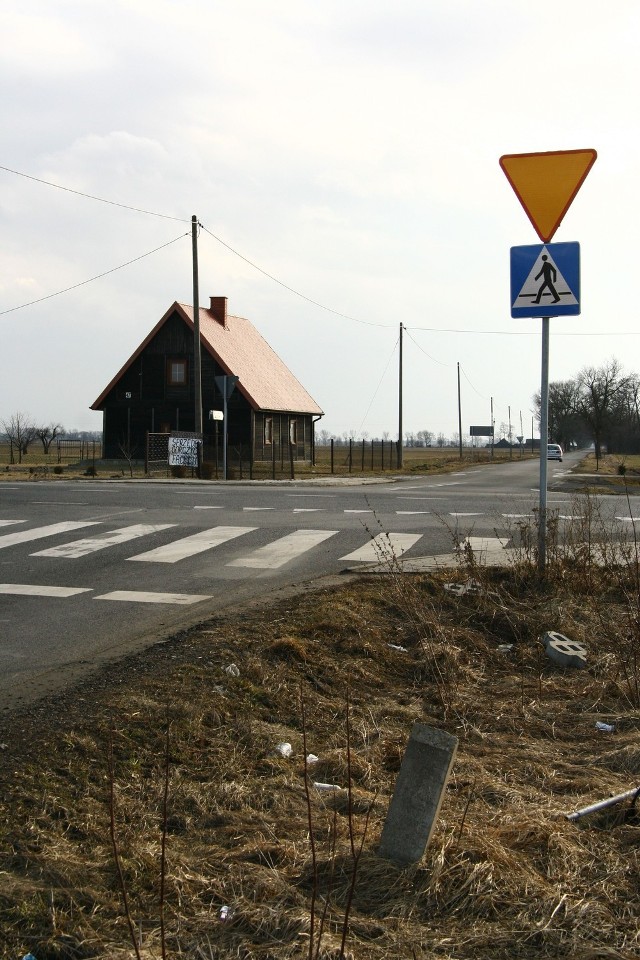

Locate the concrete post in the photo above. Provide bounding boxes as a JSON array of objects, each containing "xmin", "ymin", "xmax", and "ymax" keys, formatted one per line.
[{"xmin": 378, "ymin": 723, "xmax": 458, "ymax": 865}]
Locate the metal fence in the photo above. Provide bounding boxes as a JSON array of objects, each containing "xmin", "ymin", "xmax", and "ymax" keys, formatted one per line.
[{"xmin": 55, "ymin": 439, "xmax": 101, "ymax": 463}]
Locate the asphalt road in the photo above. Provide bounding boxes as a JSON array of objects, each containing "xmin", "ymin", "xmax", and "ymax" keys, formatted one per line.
[{"xmin": 0, "ymin": 450, "xmax": 633, "ymax": 708}]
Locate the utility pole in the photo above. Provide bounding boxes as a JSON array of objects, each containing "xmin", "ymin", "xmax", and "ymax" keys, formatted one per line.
[
  {"xmin": 398, "ymin": 322, "xmax": 403, "ymax": 468},
  {"xmin": 192, "ymin": 215, "xmax": 203, "ymax": 438},
  {"xmin": 457, "ymin": 362, "xmax": 463, "ymax": 459},
  {"xmin": 490, "ymin": 396, "xmax": 494, "ymax": 458}
]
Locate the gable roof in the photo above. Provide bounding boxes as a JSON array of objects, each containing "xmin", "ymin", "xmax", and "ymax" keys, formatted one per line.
[{"xmin": 91, "ymin": 300, "xmax": 323, "ymax": 416}]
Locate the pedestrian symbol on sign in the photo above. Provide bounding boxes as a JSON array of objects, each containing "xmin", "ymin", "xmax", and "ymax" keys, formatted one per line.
[{"xmin": 534, "ymin": 255, "xmax": 560, "ymax": 305}]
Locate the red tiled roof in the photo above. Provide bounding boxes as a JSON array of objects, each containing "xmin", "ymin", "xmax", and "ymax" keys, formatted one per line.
[{"xmin": 91, "ymin": 300, "xmax": 323, "ymax": 416}]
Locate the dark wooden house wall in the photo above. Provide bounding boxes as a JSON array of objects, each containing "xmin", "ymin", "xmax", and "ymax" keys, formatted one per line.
[{"xmin": 99, "ymin": 311, "xmax": 316, "ymax": 462}]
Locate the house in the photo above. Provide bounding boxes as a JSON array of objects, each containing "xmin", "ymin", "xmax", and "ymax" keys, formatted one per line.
[{"xmin": 90, "ymin": 296, "xmax": 324, "ymax": 465}]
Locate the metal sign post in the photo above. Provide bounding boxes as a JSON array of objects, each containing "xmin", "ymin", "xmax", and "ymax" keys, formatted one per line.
[
  {"xmin": 214, "ymin": 375, "xmax": 239, "ymax": 480},
  {"xmin": 500, "ymin": 148, "xmax": 597, "ymax": 574}
]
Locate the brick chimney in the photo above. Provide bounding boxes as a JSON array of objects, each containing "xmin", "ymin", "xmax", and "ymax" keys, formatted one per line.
[{"xmin": 209, "ymin": 296, "xmax": 228, "ymax": 327}]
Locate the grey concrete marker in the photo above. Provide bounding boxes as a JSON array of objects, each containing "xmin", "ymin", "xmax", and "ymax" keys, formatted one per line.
[{"xmin": 378, "ymin": 723, "xmax": 458, "ymax": 865}]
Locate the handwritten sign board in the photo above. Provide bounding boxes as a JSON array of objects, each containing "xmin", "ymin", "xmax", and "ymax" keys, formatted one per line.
[{"xmin": 168, "ymin": 436, "xmax": 200, "ymax": 467}]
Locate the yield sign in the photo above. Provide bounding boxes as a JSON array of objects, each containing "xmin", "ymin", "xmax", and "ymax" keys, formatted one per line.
[{"xmin": 499, "ymin": 149, "xmax": 597, "ymax": 242}]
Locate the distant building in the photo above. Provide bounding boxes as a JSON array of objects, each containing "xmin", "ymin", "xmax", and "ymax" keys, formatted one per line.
[{"xmin": 91, "ymin": 296, "xmax": 323, "ymax": 463}]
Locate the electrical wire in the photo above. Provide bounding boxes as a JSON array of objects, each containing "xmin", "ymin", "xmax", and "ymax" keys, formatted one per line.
[
  {"xmin": 403, "ymin": 327, "xmax": 450, "ymax": 367},
  {"xmin": 0, "ymin": 232, "xmax": 189, "ymax": 316},
  {"xmin": 459, "ymin": 365, "xmax": 488, "ymax": 400},
  {"xmin": 0, "ymin": 163, "xmax": 190, "ymax": 222},
  {"xmin": 3, "ymin": 164, "xmax": 633, "ymax": 337},
  {"xmin": 199, "ymin": 222, "xmax": 392, "ymax": 328},
  {"xmin": 356, "ymin": 333, "xmax": 400, "ymax": 435}
]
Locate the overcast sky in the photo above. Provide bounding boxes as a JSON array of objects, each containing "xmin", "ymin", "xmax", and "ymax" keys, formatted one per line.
[{"xmin": 1, "ymin": 1, "xmax": 638, "ymax": 442}]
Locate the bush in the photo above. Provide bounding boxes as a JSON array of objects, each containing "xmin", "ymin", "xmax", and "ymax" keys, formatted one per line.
[{"xmin": 53, "ymin": 465, "xmax": 64, "ymax": 475}]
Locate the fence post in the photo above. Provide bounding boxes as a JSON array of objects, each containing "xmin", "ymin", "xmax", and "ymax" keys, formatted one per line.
[
  {"xmin": 361, "ymin": 439, "xmax": 365, "ymax": 471},
  {"xmin": 272, "ymin": 436, "xmax": 276, "ymax": 480},
  {"xmin": 145, "ymin": 431, "xmax": 149, "ymax": 475},
  {"xmin": 381, "ymin": 440, "xmax": 385, "ymax": 470},
  {"xmin": 371, "ymin": 439, "xmax": 374, "ymax": 471},
  {"xmin": 349, "ymin": 438, "xmax": 353, "ymax": 473},
  {"xmin": 330, "ymin": 438, "xmax": 334, "ymax": 475},
  {"xmin": 290, "ymin": 441, "xmax": 295, "ymax": 479},
  {"xmin": 239, "ymin": 447, "xmax": 243, "ymax": 480}
]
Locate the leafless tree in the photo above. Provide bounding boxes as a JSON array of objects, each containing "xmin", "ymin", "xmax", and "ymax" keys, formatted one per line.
[
  {"xmin": 37, "ymin": 423, "xmax": 64, "ymax": 454},
  {"xmin": 1, "ymin": 412, "xmax": 37, "ymax": 464},
  {"xmin": 576, "ymin": 359, "xmax": 631, "ymax": 464}
]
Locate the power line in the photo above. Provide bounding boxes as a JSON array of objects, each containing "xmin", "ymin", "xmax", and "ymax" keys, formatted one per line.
[
  {"xmin": 199, "ymin": 222, "xmax": 391, "ymax": 328},
  {"xmin": 0, "ymin": 163, "xmax": 190, "ymax": 223},
  {"xmin": 403, "ymin": 327, "xmax": 450, "ymax": 367},
  {"xmin": 0, "ymin": 232, "xmax": 189, "ymax": 316},
  {"xmin": 357, "ymin": 333, "xmax": 400, "ymax": 435},
  {"xmin": 459, "ymin": 365, "xmax": 488, "ymax": 400},
  {"xmin": 407, "ymin": 323, "xmax": 640, "ymax": 337}
]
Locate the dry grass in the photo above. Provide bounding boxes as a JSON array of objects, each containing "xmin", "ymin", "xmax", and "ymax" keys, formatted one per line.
[
  {"xmin": 0, "ymin": 444, "xmax": 533, "ymax": 482},
  {"xmin": 1, "ymin": 557, "xmax": 639, "ymax": 959}
]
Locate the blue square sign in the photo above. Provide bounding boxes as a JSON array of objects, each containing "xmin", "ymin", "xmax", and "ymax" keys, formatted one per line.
[{"xmin": 510, "ymin": 242, "xmax": 580, "ymax": 318}]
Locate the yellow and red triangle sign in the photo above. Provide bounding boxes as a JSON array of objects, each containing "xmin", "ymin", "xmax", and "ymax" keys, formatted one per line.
[{"xmin": 500, "ymin": 149, "xmax": 597, "ymax": 242}]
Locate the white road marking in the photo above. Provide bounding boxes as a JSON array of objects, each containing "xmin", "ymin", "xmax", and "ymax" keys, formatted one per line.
[
  {"xmin": 502, "ymin": 514, "xmax": 531, "ymax": 519},
  {"xmin": 0, "ymin": 520, "xmax": 25, "ymax": 527},
  {"xmin": 227, "ymin": 529, "xmax": 338, "ymax": 569},
  {"xmin": 243, "ymin": 507, "xmax": 275, "ymax": 511},
  {"xmin": 396, "ymin": 511, "xmax": 430, "ymax": 515},
  {"xmin": 341, "ymin": 532, "xmax": 422, "ymax": 562},
  {"xmin": 194, "ymin": 505, "xmax": 223, "ymax": 510},
  {"xmin": 344, "ymin": 509, "xmax": 373, "ymax": 514},
  {"xmin": 0, "ymin": 584, "xmax": 93, "ymax": 597},
  {"xmin": 464, "ymin": 537, "xmax": 510, "ymax": 560},
  {"xmin": 615, "ymin": 516, "xmax": 640, "ymax": 523},
  {"xmin": 32, "ymin": 524, "xmax": 175, "ymax": 559},
  {"xmin": 94, "ymin": 590, "xmax": 211, "ymax": 605},
  {"xmin": 31, "ymin": 501, "xmax": 88, "ymax": 505},
  {"xmin": 293, "ymin": 508, "xmax": 324, "ymax": 512},
  {"xmin": 449, "ymin": 512, "xmax": 482, "ymax": 517},
  {"xmin": 0, "ymin": 521, "xmax": 101, "ymax": 550},
  {"xmin": 129, "ymin": 526, "xmax": 256, "ymax": 563}
]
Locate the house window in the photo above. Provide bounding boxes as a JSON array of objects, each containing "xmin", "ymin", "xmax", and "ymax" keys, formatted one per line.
[
  {"xmin": 167, "ymin": 358, "xmax": 187, "ymax": 386},
  {"xmin": 264, "ymin": 417, "xmax": 273, "ymax": 445},
  {"xmin": 289, "ymin": 419, "xmax": 298, "ymax": 445}
]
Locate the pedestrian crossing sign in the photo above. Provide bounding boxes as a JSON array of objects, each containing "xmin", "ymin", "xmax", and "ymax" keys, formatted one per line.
[{"xmin": 510, "ymin": 242, "xmax": 580, "ymax": 318}]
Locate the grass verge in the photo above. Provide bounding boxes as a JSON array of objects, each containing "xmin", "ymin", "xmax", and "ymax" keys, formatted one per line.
[{"xmin": 1, "ymin": 557, "xmax": 639, "ymax": 959}]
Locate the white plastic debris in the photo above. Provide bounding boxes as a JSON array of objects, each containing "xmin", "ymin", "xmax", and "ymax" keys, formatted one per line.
[
  {"xmin": 595, "ymin": 721, "xmax": 615, "ymax": 733},
  {"xmin": 387, "ymin": 643, "xmax": 408, "ymax": 652},
  {"xmin": 313, "ymin": 782, "xmax": 343, "ymax": 792},
  {"xmin": 497, "ymin": 644, "xmax": 513, "ymax": 653},
  {"xmin": 224, "ymin": 663, "xmax": 240, "ymax": 677},
  {"xmin": 219, "ymin": 905, "xmax": 232, "ymax": 921},
  {"xmin": 544, "ymin": 634, "xmax": 587, "ymax": 669},
  {"xmin": 275, "ymin": 742, "xmax": 293, "ymax": 758},
  {"xmin": 306, "ymin": 753, "xmax": 319, "ymax": 764}
]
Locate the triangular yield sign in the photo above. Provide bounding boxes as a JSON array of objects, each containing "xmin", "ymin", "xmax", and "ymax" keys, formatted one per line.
[{"xmin": 500, "ymin": 149, "xmax": 597, "ymax": 242}]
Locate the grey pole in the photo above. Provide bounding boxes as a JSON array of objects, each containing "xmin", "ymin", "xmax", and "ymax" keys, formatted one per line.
[
  {"xmin": 398, "ymin": 322, "xmax": 403, "ymax": 468},
  {"xmin": 490, "ymin": 396, "xmax": 494, "ymax": 458},
  {"xmin": 538, "ymin": 317, "xmax": 550, "ymax": 574},
  {"xmin": 192, "ymin": 216, "xmax": 203, "ymax": 438},
  {"xmin": 222, "ymin": 377, "xmax": 228, "ymax": 481},
  {"xmin": 457, "ymin": 362, "xmax": 463, "ymax": 459}
]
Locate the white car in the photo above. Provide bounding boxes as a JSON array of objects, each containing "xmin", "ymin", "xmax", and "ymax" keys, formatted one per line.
[{"xmin": 547, "ymin": 443, "xmax": 563, "ymax": 461}]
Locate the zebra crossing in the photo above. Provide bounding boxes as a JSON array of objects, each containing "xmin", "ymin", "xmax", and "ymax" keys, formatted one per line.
[
  {"xmin": 1, "ymin": 509, "xmax": 627, "ymax": 606},
  {"xmin": 0, "ymin": 518, "xmax": 433, "ymax": 605}
]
